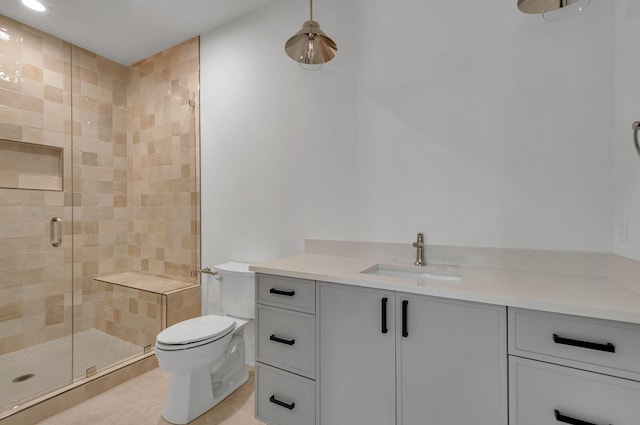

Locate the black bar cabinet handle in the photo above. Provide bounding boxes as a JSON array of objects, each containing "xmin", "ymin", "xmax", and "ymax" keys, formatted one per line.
[
  {"xmin": 270, "ymin": 288, "xmax": 295, "ymax": 297},
  {"xmin": 381, "ymin": 297, "xmax": 388, "ymax": 334},
  {"xmin": 553, "ymin": 334, "xmax": 615, "ymax": 353},
  {"xmin": 554, "ymin": 409, "xmax": 611, "ymax": 425},
  {"xmin": 402, "ymin": 300, "xmax": 409, "ymax": 338},
  {"xmin": 270, "ymin": 395, "xmax": 295, "ymax": 410},
  {"xmin": 269, "ymin": 334, "xmax": 295, "ymax": 346}
]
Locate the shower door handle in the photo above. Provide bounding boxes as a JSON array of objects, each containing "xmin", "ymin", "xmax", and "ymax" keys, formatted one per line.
[
  {"xmin": 633, "ymin": 121, "xmax": 640, "ymax": 158},
  {"xmin": 50, "ymin": 217, "xmax": 62, "ymax": 247}
]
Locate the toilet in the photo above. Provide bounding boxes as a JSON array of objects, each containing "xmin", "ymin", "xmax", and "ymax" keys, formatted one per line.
[{"xmin": 155, "ymin": 262, "xmax": 255, "ymax": 424}]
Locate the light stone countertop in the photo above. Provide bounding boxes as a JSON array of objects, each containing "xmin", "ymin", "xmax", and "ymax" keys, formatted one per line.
[{"xmin": 250, "ymin": 253, "xmax": 640, "ymax": 325}]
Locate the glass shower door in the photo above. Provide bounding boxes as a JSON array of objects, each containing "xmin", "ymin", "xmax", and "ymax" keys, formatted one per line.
[
  {"xmin": 0, "ymin": 17, "xmax": 74, "ymax": 413},
  {"xmin": 0, "ymin": 163, "xmax": 74, "ymax": 412}
]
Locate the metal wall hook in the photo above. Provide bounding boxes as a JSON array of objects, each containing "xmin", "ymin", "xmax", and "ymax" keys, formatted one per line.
[{"xmin": 633, "ymin": 121, "xmax": 640, "ymax": 158}]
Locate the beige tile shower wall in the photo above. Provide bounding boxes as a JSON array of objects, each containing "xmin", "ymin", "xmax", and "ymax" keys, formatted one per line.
[
  {"xmin": 0, "ymin": 16, "xmax": 201, "ymax": 357},
  {"xmin": 126, "ymin": 39, "xmax": 200, "ymax": 282},
  {"xmin": 0, "ymin": 15, "xmax": 133, "ymax": 354},
  {"xmin": 0, "ymin": 15, "xmax": 73, "ymax": 355},
  {"xmin": 0, "ymin": 16, "xmax": 72, "ymax": 147},
  {"xmin": 70, "ymin": 46, "xmax": 130, "ymax": 335}
]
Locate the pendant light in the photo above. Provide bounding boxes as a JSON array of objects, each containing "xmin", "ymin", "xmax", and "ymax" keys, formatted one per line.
[{"xmin": 284, "ymin": 0, "xmax": 337, "ymax": 70}]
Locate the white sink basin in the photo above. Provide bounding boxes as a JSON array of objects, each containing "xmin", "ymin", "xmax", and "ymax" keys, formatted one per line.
[{"xmin": 362, "ymin": 264, "xmax": 462, "ymax": 282}]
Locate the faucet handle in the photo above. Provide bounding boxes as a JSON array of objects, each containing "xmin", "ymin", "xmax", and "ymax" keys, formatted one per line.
[{"xmin": 413, "ymin": 232, "xmax": 424, "ymax": 248}]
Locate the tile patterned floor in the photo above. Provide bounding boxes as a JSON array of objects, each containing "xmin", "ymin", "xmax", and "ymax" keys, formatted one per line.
[
  {"xmin": 0, "ymin": 329, "xmax": 143, "ymax": 411},
  {"xmin": 36, "ymin": 367, "xmax": 265, "ymax": 425}
]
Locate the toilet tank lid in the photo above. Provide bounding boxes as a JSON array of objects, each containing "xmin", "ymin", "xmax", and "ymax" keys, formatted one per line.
[{"xmin": 214, "ymin": 261, "xmax": 254, "ymax": 276}]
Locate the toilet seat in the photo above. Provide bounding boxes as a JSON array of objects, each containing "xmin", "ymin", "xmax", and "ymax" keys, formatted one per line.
[{"xmin": 156, "ymin": 315, "xmax": 236, "ymax": 351}]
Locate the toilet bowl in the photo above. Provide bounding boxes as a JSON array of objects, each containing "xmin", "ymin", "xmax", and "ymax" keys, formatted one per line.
[{"xmin": 155, "ymin": 262, "xmax": 255, "ymax": 424}]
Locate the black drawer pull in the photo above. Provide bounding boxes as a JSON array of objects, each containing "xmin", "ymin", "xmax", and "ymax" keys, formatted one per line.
[
  {"xmin": 381, "ymin": 297, "xmax": 388, "ymax": 334},
  {"xmin": 555, "ymin": 409, "xmax": 611, "ymax": 425},
  {"xmin": 402, "ymin": 300, "xmax": 409, "ymax": 338},
  {"xmin": 270, "ymin": 288, "xmax": 295, "ymax": 297},
  {"xmin": 269, "ymin": 334, "xmax": 295, "ymax": 346},
  {"xmin": 270, "ymin": 395, "xmax": 295, "ymax": 410},
  {"xmin": 553, "ymin": 334, "xmax": 615, "ymax": 353}
]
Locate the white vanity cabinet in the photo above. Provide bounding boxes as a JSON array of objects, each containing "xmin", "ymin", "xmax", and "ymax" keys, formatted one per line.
[
  {"xmin": 317, "ymin": 281, "xmax": 508, "ymax": 425},
  {"xmin": 509, "ymin": 308, "xmax": 640, "ymax": 425},
  {"xmin": 255, "ymin": 274, "xmax": 316, "ymax": 425}
]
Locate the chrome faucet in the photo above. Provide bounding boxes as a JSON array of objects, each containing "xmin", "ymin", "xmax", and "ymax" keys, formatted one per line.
[{"xmin": 412, "ymin": 232, "xmax": 426, "ymax": 266}]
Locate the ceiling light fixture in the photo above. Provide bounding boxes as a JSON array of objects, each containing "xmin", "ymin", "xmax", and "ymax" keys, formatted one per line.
[
  {"xmin": 284, "ymin": 0, "xmax": 337, "ymax": 71},
  {"xmin": 21, "ymin": 0, "xmax": 46, "ymax": 12}
]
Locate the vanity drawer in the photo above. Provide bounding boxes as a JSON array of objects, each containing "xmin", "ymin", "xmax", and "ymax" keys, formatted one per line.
[
  {"xmin": 509, "ymin": 308, "xmax": 640, "ymax": 379},
  {"xmin": 509, "ymin": 356, "xmax": 640, "ymax": 425},
  {"xmin": 256, "ymin": 363, "xmax": 315, "ymax": 425},
  {"xmin": 257, "ymin": 305, "xmax": 315, "ymax": 378},
  {"xmin": 257, "ymin": 274, "xmax": 315, "ymax": 314}
]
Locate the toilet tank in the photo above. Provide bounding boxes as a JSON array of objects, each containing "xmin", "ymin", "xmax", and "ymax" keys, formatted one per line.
[{"xmin": 213, "ymin": 262, "xmax": 255, "ymax": 319}]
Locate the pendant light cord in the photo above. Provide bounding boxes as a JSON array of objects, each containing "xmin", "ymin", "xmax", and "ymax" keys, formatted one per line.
[{"xmin": 310, "ymin": 0, "xmax": 313, "ymax": 21}]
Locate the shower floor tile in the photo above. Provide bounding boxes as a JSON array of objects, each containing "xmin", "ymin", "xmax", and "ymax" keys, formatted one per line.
[{"xmin": 0, "ymin": 329, "xmax": 143, "ymax": 411}]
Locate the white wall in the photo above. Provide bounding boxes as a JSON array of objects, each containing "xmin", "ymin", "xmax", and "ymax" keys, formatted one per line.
[
  {"xmin": 201, "ymin": 0, "xmax": 615, "ymax": 266},
  {"xmin": 613, "ymin": 0, "xmax": 640, "ymax": 261},
  {"xmin": 200, "ymin": 0, "xmax": 359, "ymax": 265}
]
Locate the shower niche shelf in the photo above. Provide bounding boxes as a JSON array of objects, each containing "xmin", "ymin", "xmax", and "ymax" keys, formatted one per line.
[{"xmin": 0, "ymin": 138, "xmax": 63, "ymax": 191}]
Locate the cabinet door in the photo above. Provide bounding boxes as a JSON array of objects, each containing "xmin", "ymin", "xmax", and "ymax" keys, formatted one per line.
[
  {"xmin": 318, "ymin": 282, "xmax": 395, "ymax": 425},
  {"xmin": 398, "ymin": 294, "xmax": 508, "ymax": 425}
]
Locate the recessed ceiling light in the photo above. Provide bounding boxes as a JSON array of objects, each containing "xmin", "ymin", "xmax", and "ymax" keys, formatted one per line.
[{"xmin": 21, "ymin": 0, "xmax": 46, "ymax": 12}]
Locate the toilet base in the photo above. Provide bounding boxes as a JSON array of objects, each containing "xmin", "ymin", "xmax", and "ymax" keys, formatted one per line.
[
  {"xmin": 161, "ymin": 332, "xmax": 249, "ymax": 425},
  {"xmin": 212, "ymin": 365, "xmax": 249, "ymax": 408}
]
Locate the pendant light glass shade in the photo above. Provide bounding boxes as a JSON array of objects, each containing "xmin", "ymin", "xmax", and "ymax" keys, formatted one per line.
[
  {"xmin": 517, "ymin": 0, "xmax": 590, "ymax": 20},
  {"xmin": 542, "ymin": 0, "xmax": 590, "ymax": 20},
  {"xmin": 285, "ymin": 0, "xmax": 337, "ymax": 69}
]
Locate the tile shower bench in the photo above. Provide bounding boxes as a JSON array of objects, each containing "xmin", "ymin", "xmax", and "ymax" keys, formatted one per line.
[{"xmin": 91, "ymin": 272, "xmax": 201, "ymax": 352}]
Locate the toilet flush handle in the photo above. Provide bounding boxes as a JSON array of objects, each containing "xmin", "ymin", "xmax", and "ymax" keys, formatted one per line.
[{"xmin": 198, "ymin": 267, "xmax": 221, "ymax": 280}]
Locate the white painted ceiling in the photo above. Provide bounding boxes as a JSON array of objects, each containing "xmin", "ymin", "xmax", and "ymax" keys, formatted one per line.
[{"xmin": 0, "ymin": 0, "xmax": 274, "ymax": 65}]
